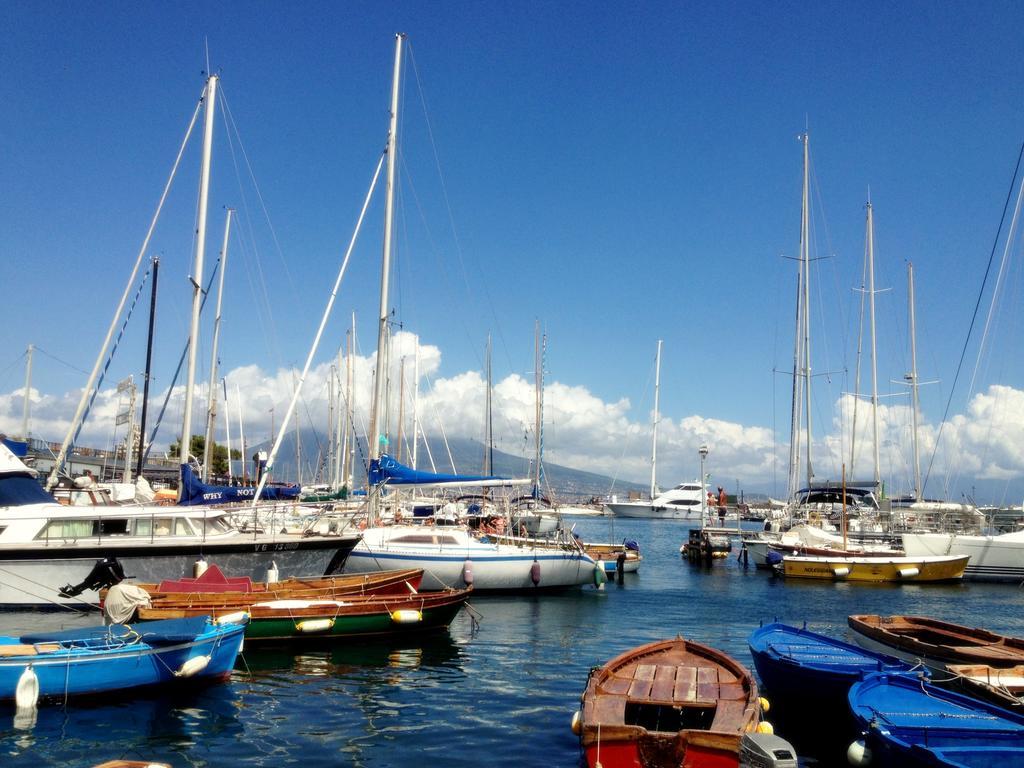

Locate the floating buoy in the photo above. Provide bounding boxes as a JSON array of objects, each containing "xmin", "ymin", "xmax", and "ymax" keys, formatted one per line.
[
  {"xmin": 266, "ymin": 561, "xmax": 279, "ymax": 584},
  {"xmin": 193, "ymin": 557, "xmax": 208, "ymax": 579},
  {"xmin": 570, "ymin": 710, "xmax": 582, "ymax": 736},
  {"xmin": 215, "ymin": 611, "xmax": 249, "ymax": 626},
  {"xmin": 175, "ymin": 655, "xmax": 211, "ymax": 678},
  {"xmin": 296, "ymin": 618, "xmax": 335, "ymax": 633},
  {"xmin": 462, "ymin": 559, "xmax": 474, "ymax": 586},
  {"xmin": 847, "ymin": 738, "xmax": 872, "ymax": 766},
  {"xmin": 593, "ymin": 563, "xmax": 607, "ymax": 589},
  {"xmin": 391, "ymin": 609, "xmax": 423, "ymax": 624},
  {"xmin": 759, "ymin": 696, "xmax": 770, "ymax": 713},
  {"xmin": 15, "ymin": 665, "xmax": 38, "ymax": 710},
  {"xmin": 755, "ymin": 721, "xmax": 774, "ymax": 735},
  {"xmin": 530, "ymin": 560, "xmax": 541, "ymax": 587},
  {"xmin": 832, "ymin": 566, "xmax": 850, "ymax": 578},
  {"xmin": 897, "ymin": 567, "xmax": 920, "ymax": 579}
]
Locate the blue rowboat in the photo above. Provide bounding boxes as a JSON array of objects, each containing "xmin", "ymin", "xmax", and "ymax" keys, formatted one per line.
[
  {"xmin": 0, "ymin": 615, "xmax": 246, "ymax": 703},
  {"xmin": 748, "ymin": 622, "xmax": 917, "ymax": 761},
  {"xmin": 848, "ymin": 672, "xmax": 1024, "ymax": 768}
]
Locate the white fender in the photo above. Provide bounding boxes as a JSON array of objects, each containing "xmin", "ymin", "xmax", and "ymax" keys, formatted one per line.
[
  {"xmin": 391, "ymin": 610, "xmax": 423, "ymax": 624},
  {"xmin": 15, "ymin": 665, "xmax": 39, "ymax": 709},
  {"xmin": 295, "ymin": 618, "xmax": 335, "ymax": 633},
  {"xmin": 175, "ymin": 655, "xmax": 211, "ymax": 678}
]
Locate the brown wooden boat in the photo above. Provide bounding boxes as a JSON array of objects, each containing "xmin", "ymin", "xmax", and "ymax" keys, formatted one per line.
[
  {"xmin": 101, "ymin": 566, "xmax": 424, "ymax": 605},
  {"xmin": 848, "ymin": 615, "xmax": 1024, "ymax": 669},
  {"xmin": 946, "ymin": 663, "xmax": 1024, "ymax": 711},
  {"xmin": 574, "ymin": 636, "xmax": 765, "ymax": 768}
]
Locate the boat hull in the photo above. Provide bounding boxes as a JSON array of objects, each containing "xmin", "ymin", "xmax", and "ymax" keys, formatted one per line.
[
  {"xmin": 605, "ymin": 502, "xmax": 703, "ymax": 520},
  {"xmin": 779, "ymin": 554, "xmax": 968, "ymax": 582},
  {"xmin": 0, "ymin": 536, "xmax": 359, "ymax": 608},
  {"xmin": 0, "ymin": 618, "xmax": 244, "ymax": 701},
  {"xmin": 902, "ymin": 531, "xmax": 1024, "ymax": 582}
]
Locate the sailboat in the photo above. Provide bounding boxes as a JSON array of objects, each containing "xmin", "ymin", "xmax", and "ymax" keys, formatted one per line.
[
  {"xmin": 339, "ymin": 35, "xmax": 599, "ymax": 592},
  {"xmin": 606, "ymin": 341, "xmax": 706, "ymax": 520}
]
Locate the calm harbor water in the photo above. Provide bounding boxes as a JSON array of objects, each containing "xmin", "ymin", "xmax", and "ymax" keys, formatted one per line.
[{"xmin": 3, "ymin": 517, "xmax": 1023, "ymax": 767}]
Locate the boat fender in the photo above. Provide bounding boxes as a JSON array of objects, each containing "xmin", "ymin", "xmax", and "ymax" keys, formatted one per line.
[
  {"xmin": 847, "ymin": 739, "xmax": 872, "ymax": 766},
  {"xmin": 462, "ymin": 559, "xmax": 474, "ymax": 586},
  {"xmin": 404, "ymin": 580, "xmax": 419, "ymax": 594},
  {"xmin": 759, "ymin": 697, "xmax": 770, "ymax": 713},
  {"xmin": 296, "ymin": 618, "xmax": 335, "ymax": 633},
  {"xmin": 214, "ymin": 611, "xmax": 249, "ymax": 626},
  {"xmin": 391, "ymin": 609, "xmax": 423, "ymax": 624},
  {"xmin": 755, "ymin": 721, "xmax": 773, "ymax": 735},
  {"xmin": 832, "ymin": 567, "xmax": 850, "ymax": 578},
  {"xmin": 593, "ymin": 562, "xmax": 607, "ymax": 588},
  {"xmin": 175, "ymin": 655, "xmax": 211, "ymax": 678},
  {"xmin": 765, "ymin": 551, "xmax": 784, "ymax": 567},
  {"xmin": 15, "ymin": 665, "xmax": 39, "ymax": 710},
  {"xmin": 266, "ymin": 561, "xmax": 279, "ymax": 584},
  {"xmin": 530, "ymin": 560, "xmax": 542, "ymax": 587},
  {"xmin": 897, "ymin": 567, "xmax": 920, "ymax": 579},
  {"xmin": 570, "ymin": 710, "xmax": 582, "ymax": 736},
  {"xmin": 193, "ymin": 557, "xmax": 208, "ymax": 579}
]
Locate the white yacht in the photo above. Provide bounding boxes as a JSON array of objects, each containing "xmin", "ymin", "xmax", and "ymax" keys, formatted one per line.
[
  {"xmin": 605, "ymin": 482, "xmax": 706, "ymax": 520},
  {"xmin": 902, "ymin": 529, "xmax": 1024, "ymax": 582},
  {"xmin": 0, "ymin": 443, "xmax": 361, "ymax": 608}
]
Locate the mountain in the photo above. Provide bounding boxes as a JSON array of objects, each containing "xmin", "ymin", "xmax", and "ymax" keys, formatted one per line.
[{"xmin": 250, "ymin": 431, "xmax": 645, "ymax": 501}]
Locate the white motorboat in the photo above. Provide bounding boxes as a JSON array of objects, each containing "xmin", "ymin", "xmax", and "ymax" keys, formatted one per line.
[
  {"xmin": 0, "ymin": 443, "xmax": 361, "ymax": 608},
  {"xmin": 606, "ymin": 481, "xmax": 706, "ymax": 519},
  {"xmin": 902, "ymin": 529, "xmax": 1024, "ymax": 582},
  {"xmin": 343, "ymin": 524, "xmax": 599, "ymax": 591}
]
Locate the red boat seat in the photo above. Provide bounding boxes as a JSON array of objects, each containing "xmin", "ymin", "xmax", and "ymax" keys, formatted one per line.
[{"xmin": 156, "ymin": 564, "xmax": 254, "ymax": 593}]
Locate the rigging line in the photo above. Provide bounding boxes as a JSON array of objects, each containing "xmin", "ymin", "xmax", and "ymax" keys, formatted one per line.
[
  {"xmin": 923, "ymin": 136, "xmax": 1024, "ymax": 495},
  {"xmin": 34, "ymin": 347, "xmax": 89, "ymax": 376},
  {"xmin": 218, "ymin": 88, "xmax": 285, "ymax": 368},
  {"xmin": 71, "ymin": 265, "xmax": 152, "ymax": 451},
  {"xmin": 0, "ymin": 350, "xmax": 27, "ymax": 381}
]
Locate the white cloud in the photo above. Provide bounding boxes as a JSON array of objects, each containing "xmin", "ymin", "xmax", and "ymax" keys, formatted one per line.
[{"xmin": 2, "ymin": 333, "xmax": 1022, "ymax": 502}]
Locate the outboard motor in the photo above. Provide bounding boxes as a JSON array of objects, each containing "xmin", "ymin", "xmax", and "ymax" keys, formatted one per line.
[
  {"xmin": 59, "ymin": 557, "xmax": 128, "ymax": 598},
  {"xmin": 739, "ymin": 732, "xmax": 798, "ymax": 768}
]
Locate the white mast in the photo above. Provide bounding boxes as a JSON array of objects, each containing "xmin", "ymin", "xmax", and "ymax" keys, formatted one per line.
[
  {"xmin": 235, "ymin": 382, "xmax": 247, "ymax": 484},
  {"xmin": 907, "ymin": 262, "xmax": 922, "ymax": 500},
  {"xmin": 866, "ymin": 201, "xmax": 881, "ymax": 489},
  {"xmin": 650, "ymin": 339, "xmax": 662, "ymax": 500},
  {"xmin": 368, "ymin": 33, "xmax": 404, "ymax": 473},
  {"xmin": 396, "ymin": 356, "xmax": 406, "ymax": 462},
  {"xmin": 222, "ymin": 379, "xmax": 233, "ymax": 484},
  {"xmin": 202, "ymin": 207, "xmax": 233, "ymax": 481},
  {"xmin": 341, "ymin": 322, "xmax": 354, "ymax": 489},
  {"xmin": 787, "ymin": 270, "xmax": 804, "ymax": 499},
  {"xmin": 412, "ymin": 340, "xmax": 420, "ymax": 470},
  {"xmin": 800, "ymin": 132, "xmax": 814, "ymax": 489},
  {"xmin": 533, "ymin": 321, "xmax": 543, "ymax": 495},
  {"xmin": 178, "ymin": 74, "xmax": 218, "ymax": 500},
  {"xmin": 21, "ymin": 344, "xmax": 33, "ymax": 441}
]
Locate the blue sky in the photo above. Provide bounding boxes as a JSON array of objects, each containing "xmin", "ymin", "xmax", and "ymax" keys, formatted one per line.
[{"xmin": 2, "ymin": 2, "xmax": 1023, "ymax": 503}]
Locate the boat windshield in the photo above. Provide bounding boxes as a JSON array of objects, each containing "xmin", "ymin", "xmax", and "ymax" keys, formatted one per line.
[{"xmin": 0, "ymin": 473, "xmax": 55, "ymax": 506}]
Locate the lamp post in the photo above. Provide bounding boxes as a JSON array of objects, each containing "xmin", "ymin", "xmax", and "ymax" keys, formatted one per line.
[{"xmin": 699, "ymin": 444, "xmax": 709, "ymax": 527}]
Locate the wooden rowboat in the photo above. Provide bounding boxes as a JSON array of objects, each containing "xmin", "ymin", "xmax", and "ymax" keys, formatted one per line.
[
  {"xmin": 574, "ymin": 636, "xmax": 792, "ymax": 768},
  {"xmin": 848, "ymin": 615, "xmax": 1024, "ymax": 669},
  {"xmin": 105, "ymin": 565, "xmax": 424, "ymax": 603},
  {"xmin": 134, "ymin": 588, "xmax": 471, "ymax": 642}
]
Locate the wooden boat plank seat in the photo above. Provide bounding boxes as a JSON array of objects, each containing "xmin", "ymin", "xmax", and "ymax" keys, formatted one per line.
[
  {"xmin": 0, "ymin": 643, "xmax": 60, "ymax": 656},
  {"xmin": 710, "ymin": 699, "xmax": 749, "ymax": 730},
  {"xmin": 949, "ymin": 644, "xmax": 1024, "ymax": 661},
  {"xmin": 650, "ymin": 664, "xmax": 677, "ymax": 701},
  {"xmin": 591, "ymin": 694, "xmax": 627, "ymax": 722},
  {"xmin": 674, "ymin": 665, "xmax": 699, "ymax": 702}
]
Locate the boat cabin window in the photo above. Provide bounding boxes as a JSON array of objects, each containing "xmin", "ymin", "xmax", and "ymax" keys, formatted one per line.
[
  {"xmin": 135, "ymin": 517, "xmax": 173, "ymax": 536},
  {"xmin": 195, "ymin": 516, "xmax": 232, "ymax": 534},
  {"xmin": 668, "ymin": 499, "xmax": 700, "ymax": 507},
  {"xmin": 435, "ymin": 535, "xmax": 459, "ymax": 545},
  {"xmin": 38, "ymin": 519, "xmax": 96, "ymax": 539},
  {"xmin": 0, "ymin": 473, "xmax": 55, "ymax": 506},
  {"xmin": 96, "ymin": 518, "xmax": 129, "ymax": 536},
  {"xmin": 390, "ymin": 534, "xmax": 439, "ymax": 544},
  {"xmin": 676, "ymin": 484, "xmax": 702, "ymax": 492}
]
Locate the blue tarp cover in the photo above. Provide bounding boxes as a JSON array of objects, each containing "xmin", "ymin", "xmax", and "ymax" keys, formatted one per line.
[
  {"xmin": 178, "ymin": 463, "xmax": 299, "ymax": 505},
  {"xmin": 368, "ymin": 453, "xmax": 505, "ymax": 486},
  {"xmin": 20, "ymin": 616, "xmax": 210, "ymax": 645}
]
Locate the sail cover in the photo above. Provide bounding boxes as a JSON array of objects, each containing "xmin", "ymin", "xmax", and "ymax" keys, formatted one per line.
[
  {"xmin": 368, "ymin": 453, "xmax": 507, "ymax": 487},
  {"xmin": 178, "ymin": 463, "xmax": 300, "ymax": 505}
]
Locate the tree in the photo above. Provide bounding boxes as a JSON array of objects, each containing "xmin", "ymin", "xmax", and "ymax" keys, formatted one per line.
[{"xmin": 169, "ymin": 435, "xmax": 241, "ymax": 478}]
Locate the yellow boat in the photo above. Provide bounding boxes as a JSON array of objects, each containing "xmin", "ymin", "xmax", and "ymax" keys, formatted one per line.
[{"xmin": 779, "ymin": 553, "xmax": 969, "ymax": 582}]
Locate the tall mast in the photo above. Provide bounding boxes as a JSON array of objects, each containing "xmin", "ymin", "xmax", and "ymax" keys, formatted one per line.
[
  {"xmin": 341, "ymin": 322, "xmax": 354, "ymax": 489},
  {"xmin": 484, "ymin": 334, "xmax": 493, "ymax": 475},
  {"xmin": 136, "ymin": 257, "xmax": 159, "ymax": 478},
  {"xmin": 787, "ymin": 270, "xmax": 804, "ymax": 499},
  {"xmin": 650, "ymin": 340, "xmax": 662, "ymax": 500},
  {"xmin": 396, "ymin": 356, "xmax": 406, "ymax": 462},
  {"xmin": 866, "ymin": 201, "xmax": 881, "ymax": 488},
  {"xmin": 222, "ymin": 379, "xmax": 233, "ymax": 484},
  {"xmin": 178, "ymin": 73, "xmax": 218, "ymax": 500},
  {"xmin": 21, "ymin": 344, "xmax": 33, "ymax": 441},
  {"xmin": 327, "ymin": 365, "xmax": 335, "ymax": 485},
  {"xmin": 533, "ymin": 321, "xmax": 543, "ymax": 496},
  {"xmin": 235, "ymin": 382, "xmax": 247, "ymax": 485},
  {"xmin": 412, "ymin": 341, "xmax": 420, "ymax": 470},
  {"xmin": 800, "ymin": 132, "xmax": 814, "ymax": 489},
  {"xmin": 908, "ymin": 262, "xmax": 922, "ymax": 500},
  {"xmin": 368, "ymin": 33, "xmax": 404, "ymax": 471},
  {"xmin": 203, "ymin": 208, "xmax": 233, "ymax": 481}
]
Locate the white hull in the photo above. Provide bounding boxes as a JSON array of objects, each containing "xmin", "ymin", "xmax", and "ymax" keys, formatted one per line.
[
  {"xmin": 343, "ymin": 525, "xmax": 597, "ymax": 590},
  {"xmin": 902, "ymin": 531, "xmax": 1024, "ymax": 582},
  {"xmin": 0, "ymin": 540, "xmax": 351, "ymax": 608},
  {"xmin": 605, "ymin": 502, "xmax": 703, "ymax": 520}
]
